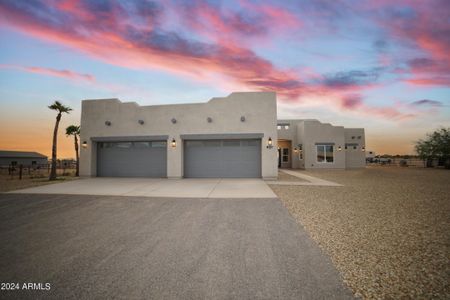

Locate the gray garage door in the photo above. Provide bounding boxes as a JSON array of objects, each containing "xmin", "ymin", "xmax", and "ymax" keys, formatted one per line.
[
  {"xmin": 97, "ymin": 141, "xmax": 167, "ymax": 177},
  {"xmin": 184, "ymin": 139, "xmax": 261, "ymax": 178}
]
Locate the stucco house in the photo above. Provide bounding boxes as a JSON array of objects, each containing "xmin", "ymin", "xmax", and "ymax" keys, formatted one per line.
[
  {"xmin": 80, "ymin": 92, "xmax": 365, "ymax": 178},
  {"xmin": 277, "ymin": 120, "xmax": 366, "ymax": 169},
  {"xmin": 0, "ymin": 150, "xmax": 48, "ymax": 166}
]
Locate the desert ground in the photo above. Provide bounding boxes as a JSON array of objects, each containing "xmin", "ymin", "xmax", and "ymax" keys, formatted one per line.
[{"xmin": 270, "ymin": 166, "xmax": 450, "ymax": 299}]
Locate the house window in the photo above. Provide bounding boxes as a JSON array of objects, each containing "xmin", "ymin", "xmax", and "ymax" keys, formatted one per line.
[
  {"xmin": 298, "ymin": 144, "xmax": 303, "ymax": 160},
  {"xmin": 351, "ymin": 136, "xmax": 355, "ymax": 139},
  {"xmin": 317, "ymin": 145, "xmax": 334, "ymax": 163},
  {"xmin": 282, "ymin": 148, "xmax": 289, "ymax": 162},
  {"xmin": 31, "ymin": 161, "xmax": 37, "ymax": 165},
  {"xmin": 11, "ymin": 161, "xmax": 17, "ymax": 166}
]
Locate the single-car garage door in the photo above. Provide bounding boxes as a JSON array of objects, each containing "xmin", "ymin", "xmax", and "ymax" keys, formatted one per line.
[
  {"xmin": 184, "ymin": 139, "xmax": 261, "ymax": 178},
  {"xmin": 97, "ymin": 141, "xmax": 167, "ymax": 177}
]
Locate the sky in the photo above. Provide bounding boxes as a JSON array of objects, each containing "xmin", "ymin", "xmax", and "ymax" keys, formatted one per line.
[{"xmin": 0, "ymin": 0, "xmax": 449, "ymax": 158}]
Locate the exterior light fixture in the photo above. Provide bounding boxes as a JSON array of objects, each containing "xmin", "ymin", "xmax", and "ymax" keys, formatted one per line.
[
  {"xmin": 294, "ymin": 147, "xmax": 298, "ymax": 153},
  {"xmin": 171, "ymin": 138, "xmax": 177, "ymax": 148},
  {"xmin": 207, "ymin": 117, "xmax": 212, "ymax": 123},
  {"xmin": 82, "ymin": 141, "xmax": 87, "ymax": 148},
  {"xmin": 240, "ymin": 116, "xmax": 246, "ymax": 122},
  {"xmin": 105, "ymin": 121, "xmax": 111, "ymax": 126},
  {"xmin": 138, "ymin": 120, "xmax": 144, "ymax": 125},
  {"xmin": 171, "ymin": 118, "xmax": 177, "ymax": 124},
  {"xmin": 362, "ymin": 146, "xmax": 365, "ymax": 152},
  {"xmin": 267, "ymin": 137, "xmax": 273, "ymax": 149},
  {"xmin": 338, "ymin": 146, "xmax": 342, "ymax": 151}
]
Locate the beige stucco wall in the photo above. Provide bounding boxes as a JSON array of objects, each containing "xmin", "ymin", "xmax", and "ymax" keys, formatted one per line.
[
  {"xmin": 344, "ymin": 128, "xmax": 366, "ymax": 168},
  {"xmin": 80, "ymin": 92, "xmax": 278, "ymax": 179}
]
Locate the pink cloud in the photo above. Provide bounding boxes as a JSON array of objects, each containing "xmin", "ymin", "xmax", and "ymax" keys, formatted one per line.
[
  {"xmin": 0, "ymin": 64, "xmax": 95, "ymax": 82},
  {"xmin": 0, "ymin": 1, "xmax": 415, "ymax": 121}
]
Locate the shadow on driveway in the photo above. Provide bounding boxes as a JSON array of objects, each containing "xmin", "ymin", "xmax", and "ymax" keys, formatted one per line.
[{"xmin": 0, "ymin": 194, "xmax": 353, "ymax": 299}]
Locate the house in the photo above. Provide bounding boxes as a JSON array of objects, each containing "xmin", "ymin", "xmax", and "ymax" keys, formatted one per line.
[
  {"xmin": 0, "ymin": 150, "xmax": 48, "ymax": 166},
  {"xmin": 80, "ymin": 92, "xmax": 278, "ymax": 179},
  {"xmin": 79, "ymin": 92, "xmax": 366, "ymax": 178},
  {"xmin": 277, "ymin": 120, "xmax": 366, "ymax": 169}
]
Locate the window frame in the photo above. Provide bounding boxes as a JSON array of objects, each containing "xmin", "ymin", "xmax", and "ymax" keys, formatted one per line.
[{"xmin": 316, "ymin": 144, "xmax": 334, "ymax": 163}]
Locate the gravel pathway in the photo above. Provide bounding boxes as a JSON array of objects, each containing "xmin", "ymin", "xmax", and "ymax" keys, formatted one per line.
[{"xmin": 270, "ymin": 166, "xmax": 450, "ymax": 299}]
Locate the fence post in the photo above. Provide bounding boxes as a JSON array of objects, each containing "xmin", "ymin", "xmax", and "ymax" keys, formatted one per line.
[{"xmin": 19, "ymin": 164, "xmax": 23, "ymax": 180}]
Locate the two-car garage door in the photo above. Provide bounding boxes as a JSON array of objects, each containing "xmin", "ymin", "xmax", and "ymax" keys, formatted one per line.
[
  {"xmin": 184, "ymin": 139, "xmax": 261, "ymax": 178},
  {"xmin": 97, "ymin": 141, "xmax": 167, "ymax": 177}
]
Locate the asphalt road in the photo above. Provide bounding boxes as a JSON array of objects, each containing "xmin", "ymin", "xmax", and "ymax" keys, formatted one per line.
[{"xmin": 0, "ymin": 194, "xmax": 353, "ymax": 299}]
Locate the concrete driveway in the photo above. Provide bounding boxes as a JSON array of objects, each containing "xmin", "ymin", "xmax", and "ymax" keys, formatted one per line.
[
  {"xmin": 0, "ymin": 194, "xmax": 353, "ymax": 299},
  {"xmin": 9, "ymin": 177, "xmax": 276, "ymax": 198}
]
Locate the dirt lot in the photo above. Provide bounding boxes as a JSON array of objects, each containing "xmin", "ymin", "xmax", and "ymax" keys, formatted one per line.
[
  {"xmin": 270, "ymin": 166, "xmax": 450, "ymax": 299},
  {"xmin": 0, "ymin": 169, "xmax": 78, "ymax": 192}
]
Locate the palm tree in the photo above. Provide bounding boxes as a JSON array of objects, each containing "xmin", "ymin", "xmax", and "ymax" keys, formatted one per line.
[
  {"xmin": 48, "ymin": 101, "xmax": 72, "ymax": 180},
  {"xmin": 66, "ymin": 125, "xmax": 80, "ymax": 176}
]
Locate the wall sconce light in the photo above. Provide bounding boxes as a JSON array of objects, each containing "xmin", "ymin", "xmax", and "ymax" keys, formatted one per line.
[
  {"xmin": 362, "ymin": 146, "xmax": 365, "ymax": 152},
  {"xmin": 240, "ymin": 116, "xmax": 246, "ymax": 122},
  {"xmin": 171, "ymin": 118, "xmax": 177, "ymax": 124},
  {"xmin": 338, "ymin": 146, "xmax": 342, "ymax": 151},
  {"xmin": 266, "ymin": 137, "xmax": 273, "ymax": 149},
  {"xmin": 82, "ymin": 141, "xmax": 88, "ymax": 148},
  {"xmin": 207, "ymin": 117, "xmax": 212, "ymax": 123},
  {"xmin": 105, "ymin": 121, "xmax": 111, "ymax": 126},
  {"xmin": 138, "ymin": 120, "xmax": 144, "ymax": 125},
  {"xmin": 171, "ymin": 138, "xmax": 177, "ymax": 148},
  {"xmin": 294, "ymin": 147, "xmax": 298, "ymax": 153}
]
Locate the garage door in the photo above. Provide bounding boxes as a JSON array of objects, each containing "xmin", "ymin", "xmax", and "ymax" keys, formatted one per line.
[
  {"xmin": 184, "ymin": 139, "xmax": 261, "ymax": 178},
  {"xmin": 97, "ymin": 141, "xmax": 167, "ymax": 177}
]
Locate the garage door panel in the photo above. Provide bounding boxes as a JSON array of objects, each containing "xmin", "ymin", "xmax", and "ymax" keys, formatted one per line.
[
  {"xmin": 184, "ymin": 139, "xmax": 261, "ymax": 178},
  {"xmin": 97, "ymin": 141, "xmax": 167, "ymax": 177}
]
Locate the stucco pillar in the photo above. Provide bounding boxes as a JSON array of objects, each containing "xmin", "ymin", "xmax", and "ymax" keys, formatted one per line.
[{"xmin": 167, "ymin": 136, "xmax": 182, "ymax": 178}]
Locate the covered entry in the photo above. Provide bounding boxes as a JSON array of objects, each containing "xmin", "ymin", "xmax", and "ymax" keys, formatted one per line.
[
  {"xmin": 183, "ymin": 136, "xmax": 262, "ymax": 178},
  {"xmin": 97, "ymin": 140, "xmax": 167, "ymax": 177}
]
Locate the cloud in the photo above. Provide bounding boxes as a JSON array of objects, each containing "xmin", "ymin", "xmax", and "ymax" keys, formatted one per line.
[
  {"xmin": 0, "ymin": 0, "xmax": 418, "ymax": 121},
  {"xmin": 0, "ymin": 64, "xmax": 95, "ymax": 82},
  {"xmin": 410, "ymin": 99, "xmax": 443, "ymax": 107},
  {"xmin": 321, "ymin": 69, "xmax": 380, "ymax": 89}
]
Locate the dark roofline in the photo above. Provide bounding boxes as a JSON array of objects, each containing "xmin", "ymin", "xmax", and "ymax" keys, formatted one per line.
[{"xmin": 0, "ymin": 150, "xmax": 48, "ymax": 159}]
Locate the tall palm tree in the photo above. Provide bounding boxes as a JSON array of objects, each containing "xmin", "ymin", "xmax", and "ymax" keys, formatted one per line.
[
  {"xmin": 48, "ymin": 101, "xmax": 72, "ymax": 180},
  {"xmin": 66, "ymin": 125, "xmax": 80, "ymax": 177}
]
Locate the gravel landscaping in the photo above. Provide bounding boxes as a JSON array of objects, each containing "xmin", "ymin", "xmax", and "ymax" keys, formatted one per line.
[{"xmin": 270, "ymin": 166, "xmax": 450, "ymax": 299}]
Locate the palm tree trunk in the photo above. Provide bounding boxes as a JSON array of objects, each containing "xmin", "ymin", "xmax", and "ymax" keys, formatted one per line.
[
  {"xmin": 49, "ymin": 113, "xmax": 61, "ymax": 180},
  {"xmin": 74, "ymin": 134, "xmax": 79, "ymax": 176}
]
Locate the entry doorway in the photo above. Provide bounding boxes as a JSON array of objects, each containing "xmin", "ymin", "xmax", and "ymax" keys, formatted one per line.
[{"xmin": 277, "ymin": 140, "xmax": 292, "ymax": 168}]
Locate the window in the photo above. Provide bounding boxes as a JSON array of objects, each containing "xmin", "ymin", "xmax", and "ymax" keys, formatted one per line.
[
  {"xmin": 351, "ymin": 136, "xmax": 355, "ymax": 139},
  {"xmin": 11, "ymin": 161, "xmax": 17, "ymax": 166},
  {"xmin": 223, "ymin": 140, "xmax": 240, "ymax": 147},
  {"xmin": 298, "ymin": 144, "xmax": 303, "ymax": 160},
  {"xmin": 316, "ymin": 145, "xmax": 334, "ymax": 163},
  {"xmin": 31, "ymin": 161, "xmax": 37, "ymax": 165},
  {"xmin": 282, "ymin": 148, "xmax": 289, "ymax": 162}
]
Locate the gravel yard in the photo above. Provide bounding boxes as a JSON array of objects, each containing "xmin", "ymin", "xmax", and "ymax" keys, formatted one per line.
[{"xmin": 270, "ymin": 166, "xmax": 450, "ymax": 299}]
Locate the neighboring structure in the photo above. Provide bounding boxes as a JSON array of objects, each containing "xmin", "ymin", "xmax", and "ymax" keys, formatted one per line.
[
  {"xmin": 0, "ymin": 150, "xmax": 48, "ymax": 166},
  {"xmin": 80, "ymin": 92, "xmax": 278, "ymax": 179},
  {"xmin": 277, "ymin": 119, "xmax": 366, "ymax": 169}
]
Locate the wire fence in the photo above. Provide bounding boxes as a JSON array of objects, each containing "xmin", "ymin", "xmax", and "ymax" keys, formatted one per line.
[{"xmin": 0, "ymin": 164, "xmax": 76, "ymax": 180}]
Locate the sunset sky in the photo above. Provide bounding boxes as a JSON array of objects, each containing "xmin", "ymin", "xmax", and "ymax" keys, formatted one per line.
[{"xmin": 0, "ymin": 0, "xmax": 449, "ymax": 158}]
